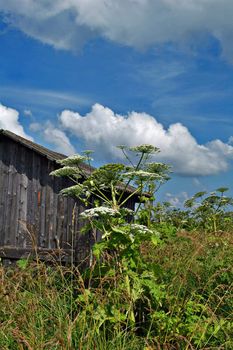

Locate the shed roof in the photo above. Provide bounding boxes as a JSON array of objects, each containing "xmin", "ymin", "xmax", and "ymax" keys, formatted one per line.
[
  {"xmin": 0, "ymin": 129, "xmax": 93, "ymax": 174},
  {"xmin": 0, "ymin": 129, "xmax": 141, "ymax": 196}
]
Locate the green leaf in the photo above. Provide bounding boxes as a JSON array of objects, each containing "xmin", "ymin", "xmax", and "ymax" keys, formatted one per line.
[
  {"xmin": 92, "ymin": 241, "xmax": 108, "ymax": 259},
  {"xmin": 17, "ymin": 259, "xmax": 28, "ymax": 270},
  {"xmin": 193, "ymin": 191, "xmax": 207, "ymax": 199},
  {"xmin": 151, "ymin": 234, "xmax": 159, "ymax": 246},
  {"xmin": 216, "ymin": 187, "xmax": 229, "ymax": 193}
]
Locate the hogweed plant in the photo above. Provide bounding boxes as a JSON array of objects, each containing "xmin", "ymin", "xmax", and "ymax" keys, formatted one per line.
[
  {"xmin": 50, "ymin": 145, "xmax": 170, "ymax": 330},
  {"xmin": 50, "ymin": 144, "xmax": 170, "ymax": 242},
  {"xmin": 184, "ymin": 187, "xmax": 233, "ymax": 233}
]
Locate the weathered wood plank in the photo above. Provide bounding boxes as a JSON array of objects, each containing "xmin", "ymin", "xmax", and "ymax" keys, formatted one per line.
[
  {"xmin": 0, "ymin": 140, "xmax": 6, "ymax": 245},
  {"xmin": 0, "ymin": 246, "xmax": 75, "ymax": 262},
  {"xmin": 18, "ymin": 146, "xmax": 29, "ymax": 248},
  {"xmin": 39, "ymin": 185, "xmax": 46, "ymax": 248},
  {"xmin": 4, "ymin": 140, "xmax": 17, "ymax": 246},
  {"xmin": 31, "ymin": 152, "xmax": 39, "ymax": 246}
]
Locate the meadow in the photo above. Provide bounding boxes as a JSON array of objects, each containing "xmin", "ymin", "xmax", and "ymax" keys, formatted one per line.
[{"xmin": 0, "ymin": 145, "xmax": 232, "ymax": 349}]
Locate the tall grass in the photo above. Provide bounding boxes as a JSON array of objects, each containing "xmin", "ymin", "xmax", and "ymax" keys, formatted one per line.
[
  {"xmin": 144, "ymin": 230, "xmax": 233, "ymax": 348},
  {"xmin": 0, "ymin": 258, "xmax": 144, "ymax": 349},
  {"xmin": 0, "ymin": 230, "xmax": 232, "ymax": 349}
]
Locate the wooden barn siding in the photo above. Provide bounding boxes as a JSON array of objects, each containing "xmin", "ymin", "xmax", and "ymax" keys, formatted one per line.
[{"xmin": 0, "ymin": 136, "xmax": 90, "ymax": 261}]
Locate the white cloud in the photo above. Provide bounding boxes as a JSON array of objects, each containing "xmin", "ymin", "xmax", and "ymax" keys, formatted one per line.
[
  {"xmin": 43, "ymin": 122, "xmax": 76, "ymax": 155},
  {"xmin": 0, "ymin": 103, "xmax": 33, "ymax": 140},
  {"xmin": 165, "ymin": 191, "xmax": 189, "ymax": 207},
  {"xmin": 0, "ymin": 102, "xmax": 75, "ymax": 155},
  {"xmin": 59, "ymin": 103, "xmax": 233, "ymax": 176},
  {"xmin": 29, "ymin": 122, "xmax": 41, "ymax": 132},
  {"xmin": 23, "ymin": 109, "xmax": 32, "ymax": 117},
  {"xmin": 1, "ymin": 0, "xmax": 233, "ymax": 59},
  {"xmin": 228, "ymin": 136, "xmax": 233, "ymax": 145},
  {"xmin": 29, "ymin": 121, "xmax": 75, "ymax": 155}
]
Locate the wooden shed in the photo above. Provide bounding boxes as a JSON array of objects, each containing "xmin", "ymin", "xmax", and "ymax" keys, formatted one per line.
[{"xmin": 0, "ymin": 129, "xmax": 137, "ymax": 264}]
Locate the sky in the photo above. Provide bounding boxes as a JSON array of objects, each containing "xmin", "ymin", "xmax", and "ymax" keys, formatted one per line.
[{"xmin": 0, "ymin": 0, "xmax": 233, "ymax": 206}]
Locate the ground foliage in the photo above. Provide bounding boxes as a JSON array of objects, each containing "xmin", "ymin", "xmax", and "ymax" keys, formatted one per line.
[{"xmin": 0, "ymin": 145, "xmax": 232, "ymax": 349}]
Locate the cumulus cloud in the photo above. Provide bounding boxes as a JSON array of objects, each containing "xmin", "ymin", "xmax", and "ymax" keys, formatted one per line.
[
  {"xmin": 43, "ymin": 123, "xmax": 76, "ymax": 155},
  {"xmin": 29, "ymin": 122, "xmax": 41, "ymax": 132},
  {"xmin": 0, "ymin": 103, "xmax": 33, "ymax": 140},
  {"xmin": 23, "ymin": 109, "xmax": 32, "ymax": 117},
  {"xmin": 30, "ymin": 121, "xmax": 75, "ymax": 155},
  {"xmin": 59, "ymin": 103, "xmax": 233, "ymax": 176},
  {"xmin": 1, "ymin": 0, "xmax": 233, "ymax": 59},
  {"xmin": 165, "ymin": 191, "xmax": 189, "ymax": 207},
  {"xmin": 0, "ymin": 102, "xmax": 75, "ymax": 154}
]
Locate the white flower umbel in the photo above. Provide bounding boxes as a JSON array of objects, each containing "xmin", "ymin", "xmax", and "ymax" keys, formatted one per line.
[
  {"xmin": 50, "ymin": 166, "xmax": 82, "ymax": 178},
  {"xmin": 58, "ymin": 154, "xmax": 91, "ymax": 167},
  {"xmin": 80, "ymin": 206, "xmax": 120, "ymax": 219},
  {"xmin": 130, "ymin": 224, "xmax": 159, "ymax": 236},
  {"xmin": 130, "ymin": 224, "xmax": 152, "ymax": 233},
  {"xmin": 129, "ymin": 145, "xmax": 160, "ymax": 154},
  {"xmin": 123, "ymin": 170, "xmax": 161, "ymax": 179}
]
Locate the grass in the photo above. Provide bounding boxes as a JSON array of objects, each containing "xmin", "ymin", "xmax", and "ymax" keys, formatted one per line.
[{"xmin": 0, "ymin": 230, "xmax": 232, "ymax": 349}]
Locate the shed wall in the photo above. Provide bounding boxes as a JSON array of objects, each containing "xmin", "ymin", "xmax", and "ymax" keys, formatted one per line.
[{"xmin": 0, "ymin": 136, "xmax": 90, "ymax": 262}]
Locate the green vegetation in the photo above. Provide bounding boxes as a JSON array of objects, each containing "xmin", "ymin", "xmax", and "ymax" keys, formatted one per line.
[{"xmin": 0, "ymin": 145, "xmax": 232, "ymax": 349}]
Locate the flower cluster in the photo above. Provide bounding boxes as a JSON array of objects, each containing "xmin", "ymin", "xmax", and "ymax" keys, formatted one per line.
[
  {"xmin": 123, "ymin": 170, "xmax": 160, "ymax": 180},
  {"xmin": 57, "ymin": 154, "xmax": 91, "ymax": 167},
  {"xmin": 50, "ymin": 166, "xmax": 81, "ymax": 178},
  {"xmin": 80, "ymin": 206, "xmax": 120, "ymax": 219},
  {"xmin": 61, "ymin": 184, "xmax": 88, "ymax": 197},
  {"xmin": 129, "ymin": 144, "xmax": 160, "ymax": 154},
  {"xmin": 130, "ymin": 223, "xmax": 155, "ymax": 235}
]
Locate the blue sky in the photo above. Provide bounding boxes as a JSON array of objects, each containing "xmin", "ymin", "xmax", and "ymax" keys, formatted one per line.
[{"xmin": 0, "ymin": 0, "xmax": 233, "ymax": 205}]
